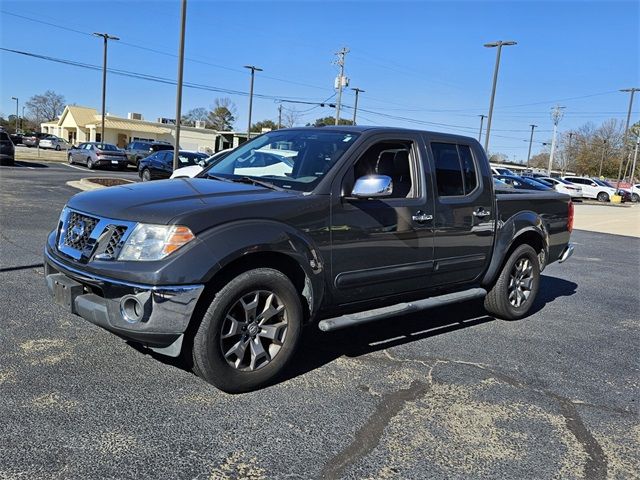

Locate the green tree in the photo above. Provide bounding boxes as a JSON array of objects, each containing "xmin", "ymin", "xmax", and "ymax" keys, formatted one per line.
[
  {"xmin": 251, "ymin": 119, "xmax": 278, "ymax": 132},
  {"xmin": 308, "ymin": 116, "xmax": 353, "ymax": 127},
  {"xmin": 208, "ymin": 98, "xmax": 236, "ymax": 131}
]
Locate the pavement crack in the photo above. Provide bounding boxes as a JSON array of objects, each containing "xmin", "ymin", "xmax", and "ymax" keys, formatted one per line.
[{"xmin": 319, "ymin": 380, "xmax": 430, "ymax": 480}]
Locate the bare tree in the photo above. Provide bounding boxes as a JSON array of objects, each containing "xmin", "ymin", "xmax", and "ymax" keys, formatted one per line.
[
  {"xmin": 25, "ymin": 90, "xmax": 66, "ymax": 122},
  {"xmin": 282, "ymin": 108, "xmax": 302, "ymax": 128},
  {"xmin": 208, "ymin": 98, "xmax": 237, "ymax": 131},
  {"xmin": 182, "ymin": 107, "xmax": 209, "ymax": 127}
]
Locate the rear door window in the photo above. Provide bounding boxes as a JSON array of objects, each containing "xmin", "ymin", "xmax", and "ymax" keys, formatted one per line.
[{"xmin": 430, "ymin": 142, "xmax": 478, "ymax": 197}]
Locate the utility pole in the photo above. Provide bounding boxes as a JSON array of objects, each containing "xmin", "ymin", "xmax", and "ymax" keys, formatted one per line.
[
  {"xmin": 547, "ymin": 105, "xmax": 565, "ymax": 175},
  {"xmin": 351, "ymin": 87, "xmax": 364, "ymax": 125},
  {"xmin": 244, "ymin": 65, "xmax": 262, "ymax": 140},
  {"xmin": 333, "ymin": 47, "xmax": 349, "ymax": 125},
  {"xmin": 172, "ymin": 0, "xmax": 187, "ymax": 171},
  {"xmin": 477, "ymin": 114, "xmax": 487, "ymax": 143},
  {"xmin": 598, "ymin": 139, "xmax": 607, "ymax": 177},
  {"xmin": 615, "ymin": 88, "xmax": 639, "ymax": 189},
  {"xmin": 93, "ymin": 32, "xmax": 119, "ymax": 143},
  {"xmin": 21, "ymin": 106, "xmax": 25, "ymax": 131},
  {"xmin": 277, "ymin": 103, "xmax": 282, "ymax": 129},
  {"xmin": 629, "ymin": 136, "xmax": 639, "ymax": 185},
  {"xmin": 565, "ymin": 132, "xmax": 574, "ymax": 174},
  {"xmin": 483, "ymin": 40, "xmax": 517, "ymax": 152},
  {"xmin": 526, "ymin": 124, "xmax": 537, "ymax": 168},
  {"xmin": 10, "ymin": 97, "xmax": 18, "ymax": 134}
]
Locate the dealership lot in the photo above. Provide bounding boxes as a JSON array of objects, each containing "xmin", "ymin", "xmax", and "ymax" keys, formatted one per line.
[{"xmin": 0, "ymin": 162, "xmax": 638, "ymax": 479}]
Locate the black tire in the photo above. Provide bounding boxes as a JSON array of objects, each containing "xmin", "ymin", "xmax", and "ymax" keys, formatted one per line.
[
  {"xmin": 118, "ymin": 164, "xmax": 127, "ymax": 171},
  {"xmin": 68, "ymin": 154, "xmax": 74, "ymax": 164},
  {"xmin": 141, "ymin": 169, "xmax": 151, "ymax": 181},
  {"xmin": 484, "ymin": 244, "xmax": 540, "ymax": 320},
  {"xmin": 55, "ymin": 145, "xmax": 61, "ymax": 151},
  {"xmin": 191, "ymin": 268, "xmax": 302, "ymax": 393},
  {"xmin": 597, "ymin": 191, "xmax": 609, "ymax": 202},
  {"xmin": 87, "ymin": 157, "xmax": 95, "ymax": 170},
  {"xmin": 632, "ymin": 193, "xmax": 639, "ymax": 203}
]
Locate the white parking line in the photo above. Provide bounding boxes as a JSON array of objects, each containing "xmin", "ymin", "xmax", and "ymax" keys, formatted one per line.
[{"xmin": 63, "ymin": 163, "xmax": 89, "ymax": 171}]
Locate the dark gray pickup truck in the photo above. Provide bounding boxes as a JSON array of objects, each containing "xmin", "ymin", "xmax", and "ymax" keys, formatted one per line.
[{"xmin": 45, "ymin": 126, "xmax": 574, "ymax": 392}]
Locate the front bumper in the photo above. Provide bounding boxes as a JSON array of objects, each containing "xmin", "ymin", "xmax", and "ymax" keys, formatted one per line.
[{"xmin": 44, "ymin": 248, "xmax": 204, "ymax": 355}]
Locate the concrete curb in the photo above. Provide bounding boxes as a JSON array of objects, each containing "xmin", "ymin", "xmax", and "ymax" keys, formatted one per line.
[{"xmin": 66, "ymin": 177, "xmax": 134, "ymax": 192}]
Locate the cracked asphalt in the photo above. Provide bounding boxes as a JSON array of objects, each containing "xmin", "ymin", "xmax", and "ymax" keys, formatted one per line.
[{"xmin": 1, "ymin": 161, "xmax": 638, "ymax": 479}]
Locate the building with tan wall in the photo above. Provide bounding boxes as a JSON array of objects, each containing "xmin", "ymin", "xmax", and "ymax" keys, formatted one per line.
[{"xmin": 41, "ymin": 105, "xmax": 248, "ymax": 153}]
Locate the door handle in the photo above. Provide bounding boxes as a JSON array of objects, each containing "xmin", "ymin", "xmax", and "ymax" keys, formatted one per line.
[
  {"xmin": 472, "ymin": 209, "xmax": 491, "ymax": 218},
  {"xmin": 412, "ymin": 211, "xmax": 433, "ymax": 223}
]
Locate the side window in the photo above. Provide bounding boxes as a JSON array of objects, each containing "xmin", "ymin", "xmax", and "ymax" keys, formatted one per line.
[
  {"xmin": 350, "ymin": 140, "xmax": 416, "ymax": 199},
  {"xmin": 431, "ymin": 143, "xmax": 464, "ymax": 196},
  {"xmin": 431, "ymin": 143, "xmax": 478, "ymax": 197}
]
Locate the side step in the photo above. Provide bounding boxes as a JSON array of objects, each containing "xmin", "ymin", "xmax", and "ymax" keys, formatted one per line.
[{"xmin": 318, "ymin": 288, "xmax": 487, "ymax": 332}]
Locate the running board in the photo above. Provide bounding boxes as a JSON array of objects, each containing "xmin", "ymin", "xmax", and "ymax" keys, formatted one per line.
[{"xmin": 317, "ymin": 288, "xmax": 487, "ymax": 332}]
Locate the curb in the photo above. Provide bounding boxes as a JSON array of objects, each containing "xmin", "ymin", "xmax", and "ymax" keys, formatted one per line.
[{"xmin": 66, "ymin": 177, "xmax": 134, "ymax": 192}]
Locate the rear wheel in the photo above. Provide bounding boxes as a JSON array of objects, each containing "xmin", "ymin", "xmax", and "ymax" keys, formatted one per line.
[
  {"xmin": 484, "ymin": 244, "xmax": 540, "ymax": 320},
  {"xmin": 597, "ymin": 191, "xmax": 609, "ymax": 202},
  {"xmin": 632, "ymin": 193, "xmax": 639, "ymax": 203},
  {"xmin": 141, "ymin": 169, "xmax": 151, "ymax": 181},
  {"xmin": 86, "ymin": 157, "xmax": 95, "ymax": 170},
  {"xmin": 55, "ymin": 145, "xmax": 61, "ymax": 151},
  {"xmin": 67, "ymin": 154, "xmax": 74, "ymax": 164},
  {"xmin": 191, "ymin": 268, "xmax": 302, "ymax": 393}
]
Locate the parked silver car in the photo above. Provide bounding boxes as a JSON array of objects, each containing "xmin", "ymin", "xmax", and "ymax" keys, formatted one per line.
[
  {"xmin": 39, "ymin": 136, "xmax": 71, "ymax": 151},
  {"xmin": 67, "ymin": 142, "xmax": 128, "ymax": 170}
]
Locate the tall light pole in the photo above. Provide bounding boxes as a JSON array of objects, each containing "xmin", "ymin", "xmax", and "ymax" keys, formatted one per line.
[
  {"xmin": 277, "ymin": 103, "xmax": 282, "ymax": 129},
  {"xmin": 334, "ymin": 47, "xmax": 349, "ymax": 125},
  {"xmin": 598, "ymin": 139, "xmax": 607, "ymax": 177},
  {"xmin": 351, "ymin": 87, "xmax": 364, "ymax": 125},
  {"xmin": 477, "ymin": 114, "xmax": 487, "ymax": 143},
  {"xmin": 93, "ymin": 32, "xmax": 119, "ymax": 143},
  {"xmin": 629, "ymin": 136, "xmax": 639, "ymax": 185},
  {"xmin": 10, "ymin": 97, "xmax": 18, "ymax": 133},
  {"xmin": 526, "ymin": 124, "xmax": 537, "ymax": 168},
  {"xmin": 483, "ymin": 40, "xmax": 517, "ymax": 152},
  {"xmin": 244, "ymin": 65, "xmax": 262, "ymax": 140},
  {"xmin": 565, "ymin": 132, "xmax": 574, "ymax": 174},
  {"xmin": 547, "ymin": 105, "xmax": 565, "ymax": 175},
  {"xmin": 615, "ymin": 88, "xmax": 639, "ymax": 189},
  {"xmin": 21, "ymin": 106, "xmax": 25, "ymax": 131},
  {"xmin": 172, "ymin": 0, "xmax": 187, "ymax": 171}
]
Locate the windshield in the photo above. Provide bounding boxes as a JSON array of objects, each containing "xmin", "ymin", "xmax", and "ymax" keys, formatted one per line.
[
  {"xmin": 177, "ymin": 152, "xmax": 208, "ymax": 166},
  {"xmin": 593, "ymin": 178, "xmax": 614, "ymax": 187},
  {"xmin": 96, "ymin": 143, "xmax": 118, "ymax": 151},
  {"xmin": 520, "ymin": 177, "xmax": 552, "ymax": 189},
  {"xmin": 202, "ymin": 129, "xmax": 359, "ymax": 191}
]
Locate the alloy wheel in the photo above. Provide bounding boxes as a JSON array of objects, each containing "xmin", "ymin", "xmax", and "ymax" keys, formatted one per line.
[
  {"xmin": 219, "ymin": 290, "xmax": 288, "ymax": 371},
  {"xmin": 508, "ymin": 257, "xmax": 533, "ymax": 308}
]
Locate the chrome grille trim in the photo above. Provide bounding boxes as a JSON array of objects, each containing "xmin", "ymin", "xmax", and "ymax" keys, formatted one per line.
[{"xmin": 56, "ymin": 207, "xmax": 136, "ymax": 262}]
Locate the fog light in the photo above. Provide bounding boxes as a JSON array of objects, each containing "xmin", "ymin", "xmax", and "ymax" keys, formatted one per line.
[{"xmin": 120, "ymin": 295, "xmax": 144, "ymax": 323}]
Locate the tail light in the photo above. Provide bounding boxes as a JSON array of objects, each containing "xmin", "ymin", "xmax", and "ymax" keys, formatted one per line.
[{"xmin": 567, "ymin": 201, "xmax": 574, "ymax": 233}]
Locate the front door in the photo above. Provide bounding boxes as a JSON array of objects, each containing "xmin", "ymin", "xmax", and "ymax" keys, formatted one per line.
[
  {"xmin": 426, "ymin": 138, "xmax": 495, "ymax": 285},
  {"xmin": 329, "ymin": 134, "xmax": 435, "ymax": 305}
]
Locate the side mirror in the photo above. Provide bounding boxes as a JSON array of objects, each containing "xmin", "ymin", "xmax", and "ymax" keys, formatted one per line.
[
  {"xmin": 198, "ymin": 160, "xmax": 206, "ymax": 167},
  {"xmin": 351, "ymin": 175, "xmax": 393, "ymax": 198}
]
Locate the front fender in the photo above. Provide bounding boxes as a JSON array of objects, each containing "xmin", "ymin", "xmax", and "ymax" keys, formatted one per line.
[
  {"xmin": 481, "ymin": 210, "xmax": 549, "ymax": 287},
  {"xmin": 198, "ymin": 219, "xmax": 325, "ymax": 316}
]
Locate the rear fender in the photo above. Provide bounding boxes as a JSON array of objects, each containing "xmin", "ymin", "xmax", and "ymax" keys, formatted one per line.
[
  {"xmin": 481, "ymin": 211, "xmax": 549, "ymax": 287},
  {"xmin": 198, "ymin": 219, "xmax": 325, "ymax": 316}
]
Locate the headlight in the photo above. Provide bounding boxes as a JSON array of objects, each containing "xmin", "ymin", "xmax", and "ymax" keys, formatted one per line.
[{"xmin": 118, "ymin": 224, "xmax": 195, "ymax": 261}]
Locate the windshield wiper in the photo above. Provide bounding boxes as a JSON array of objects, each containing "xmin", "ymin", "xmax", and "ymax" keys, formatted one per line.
[
  {"xmin": 203, "ymin": 172, "xmax": 231, "ymax": 182},
  {"xmin": 229, "ymin": 176, "xmax": 283, "ymax": 191}
]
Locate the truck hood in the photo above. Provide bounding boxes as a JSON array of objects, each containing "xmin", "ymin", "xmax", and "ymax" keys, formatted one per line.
[{"xmin": 67, "ymin": 178, "xmax": 295, "ymax": 225}]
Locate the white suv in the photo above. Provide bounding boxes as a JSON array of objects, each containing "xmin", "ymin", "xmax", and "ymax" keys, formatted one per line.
[
  {"xmin": 562, "ymin": 176, "xmax": 617, "ymax": 202},
  {"xmin": 539, "ymin": 177, "xmax": 583, "ymax": 199}
]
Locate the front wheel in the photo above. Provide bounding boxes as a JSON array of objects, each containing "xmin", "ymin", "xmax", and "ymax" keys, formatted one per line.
[
  {"xmin": 597, "ymin": 192, "xmax": 609, "ymax": 202},
  {"xmin": 67, "ymin": 154, "xmax": 74, "ymax": 164},
  {"xmin": 191, "ymin": 268, "xmax": 302, "ymax": 393},
  {"xmin": 632, "ymin": 193, "xmax": 639, "ymax": 203},
  {"xmin": 484, "ymin": 244, "xmax": 540, "ymax": 320},
  {"xmin": 141, "ymin": 169, "xmax": 151, "ymax": 181},
  {"xmin": 87, "ymin": 157, "xmax": 95, "ymax": 169},
  {"xmin": 55, "ymin": 145, "xmax": 61, "ymax": 151}
]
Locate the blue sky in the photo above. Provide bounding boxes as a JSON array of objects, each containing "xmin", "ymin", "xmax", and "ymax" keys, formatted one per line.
[{"xmin": 1, "ymin": 0, "xmax": 638, "ymax": 159}]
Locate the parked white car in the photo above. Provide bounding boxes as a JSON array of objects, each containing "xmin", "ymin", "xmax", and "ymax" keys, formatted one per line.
[
  {"xmin": 562, "ymin": 176, "xmax": 617, "ymax": 202},
  {"xmin": 39, "ymin": 136, "xmax": 71, "ymax": 151},
  {"xmin": 170, "ymin": 148, "xmax": 233, "ymax": 179},
  {"xmin": 538, "ymin": 177, "xmax": 583, "ymax": 199},
  {"xmin": 491, "ymin": 166, "xmax": 515, "ymax": 176},
  {"xmin": 630, "ymin": 184, "xmax": 640, "ymax": 203}
]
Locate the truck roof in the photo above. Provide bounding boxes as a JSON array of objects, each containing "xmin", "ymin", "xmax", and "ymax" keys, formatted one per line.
[{"xmin": 290, "ymin": 125, "xmax": 478, "ymax": 143}]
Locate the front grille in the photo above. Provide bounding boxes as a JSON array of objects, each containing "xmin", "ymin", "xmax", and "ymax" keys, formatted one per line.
[
  {"xmin": 63, "ymin": 212, "xmax": 99, "ymax": 251},
  {"xmin": 104, "ymin": 226, "xmax": 127, "ymax": 257}
]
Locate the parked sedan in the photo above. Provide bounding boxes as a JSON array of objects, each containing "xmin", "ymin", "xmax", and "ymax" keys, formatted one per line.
[
  {"xmin": 591, "ymin": 178, "xmax": 631, "ymax": 202},
  {"xmin": 0, "ymin": 130, "xmax": 15, "ymax": 166},
  {"xmin": 139, "ymin": 150, "xmax": 209, "ymax": 181},
  {"xmin": 493, "ymin": 174, "xmax": 554, "ymax": 191},
  {"xmin": 39, "ymin": 136, "xmax": 71, "ymax": 151},
  {"xmin": 22, "ymin": 132, "xmax": 51, "ymax": 147},
  {"xmin": 170, "ymin": 148, "xmax": 234, "ymax": 178},
  {"xmin": 67, "ymin": 142, "xmax": 128, "ymax": 170},
  {"xmin": 631, "ymin": 184, "xmax": 640, "ymax": 203},
  {"xmin": 125, "ymin": 140, "xmax": 174, "ymax": 167},
  {"xmin": 537, "ymin": 176, "xmax": 583, "ymax": 199}
]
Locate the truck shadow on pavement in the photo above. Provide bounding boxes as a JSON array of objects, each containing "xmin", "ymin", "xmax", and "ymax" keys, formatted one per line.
[
  {"xmin": 130, "ymin": 274, "xmax": 577, "ymax": 389},
  {"xmin": 14, "ymin": 161, "xmax": 50, "ymax": 168}
]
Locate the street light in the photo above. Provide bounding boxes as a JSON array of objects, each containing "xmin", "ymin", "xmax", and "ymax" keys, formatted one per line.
[
  {"xmin": 526, "ymin": 124, "xmax": 537, "ymax": 168},
  {"xmin": 10, "ymin": 97, "xmax": 18, "ymax": 134},
  {"xmin": 547, "ymin": 105, "xmax": 565, "ymax": 175},
  {"xmin": 351, "ymin": 88, "xmax": 364, "ymax": 125},
  {"xmin": 244, "ymin": 65, "xmax": 262, "ymax": 140},
  {"xmin": 483, "ymin": 40, "xmax": 517, "ymax": 152},
  {"xmin": 93, "ymin": 32, "xmax": 119, "ymax": 143},
  {"xmin": 173, "ymin": 0, "xmax": 187, "ymax": 171},
  {"xmin": 615, "ymin": 88, "xmax": 639, "ymax": 189}
]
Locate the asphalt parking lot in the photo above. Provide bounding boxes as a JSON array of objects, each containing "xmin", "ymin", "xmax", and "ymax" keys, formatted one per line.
[{"xmin": 1, "ymin": 160, "xmax": 638, "ymax": 479}]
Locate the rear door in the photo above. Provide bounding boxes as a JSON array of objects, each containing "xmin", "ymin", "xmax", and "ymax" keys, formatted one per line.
[{"xmin": 425, "ymin": 137, "xmax": 495, "ymax": 285}]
